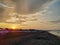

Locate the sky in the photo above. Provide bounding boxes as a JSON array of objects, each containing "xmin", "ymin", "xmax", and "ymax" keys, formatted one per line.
[{"xmin": 0, "ymin": 0, "xmax": 60, "ymax": 30}]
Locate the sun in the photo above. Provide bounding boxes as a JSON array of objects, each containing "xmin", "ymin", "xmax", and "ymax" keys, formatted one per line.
[
  {"xmin": 11, "ymin": 26, "xmax": 17, "ymax": 29},
  {"xmin": 12, "ymin": 26, "xmax": 16, "ymax": 29}
]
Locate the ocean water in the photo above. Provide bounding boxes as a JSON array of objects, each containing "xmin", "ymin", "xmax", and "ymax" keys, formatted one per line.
[{"xmin": 48, "ymin": 30, "xmax": 60, "ymax": 36}]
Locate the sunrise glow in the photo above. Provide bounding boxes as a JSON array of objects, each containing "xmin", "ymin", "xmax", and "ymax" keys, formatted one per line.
[{"xmin": 11, "ymin": 26, "xmax": 16, "ymax": 29}]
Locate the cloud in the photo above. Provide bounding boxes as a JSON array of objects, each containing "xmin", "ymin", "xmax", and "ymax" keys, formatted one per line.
[
  {"xmin": 14, "ymin": 0, "xmax": 52, "ymax": 14},
  {"xmin": 49, "ymin": 20, "xmax": 60, "ymax": 24},
  {"xmin": 0, "ymin": 3, "xmax": 14, "ymax": 8},
  {"xmin": 0, "ymin": 6, "xmax": 4, "ymax": 13},
  {"xmin": 6, "ymin": 17, "xmax": 19, "ymax": 22},
  {"xmin": 0, "ymin": 0, "xmax": 53, "ymax": 24}
]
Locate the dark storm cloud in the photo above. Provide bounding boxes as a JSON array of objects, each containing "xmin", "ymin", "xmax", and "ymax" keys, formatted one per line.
[
  {"xmin": 29, "ymin": 0, "xmax": 52, "ymax": 14},
  {"xmin": 0, "ymin": 0, "xmax": 4, "ymax": 13},
  {"xmin": 11, "ymin": 0, "xmax": 17, "ymax": 2},
  {"xmin": 49, "ymin": 20, "xmax": 60, "ymax": 23},
  {"xmin": 0, "ymin": 0, "xmax": 4, "ymax": 3},
  {"xmin": 12, "ymin": 0, "xmax": 52, "ymax": 14},
  {"xmin": 0, "ymin": 6, "xmax": 4, "ymax": 13}
]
